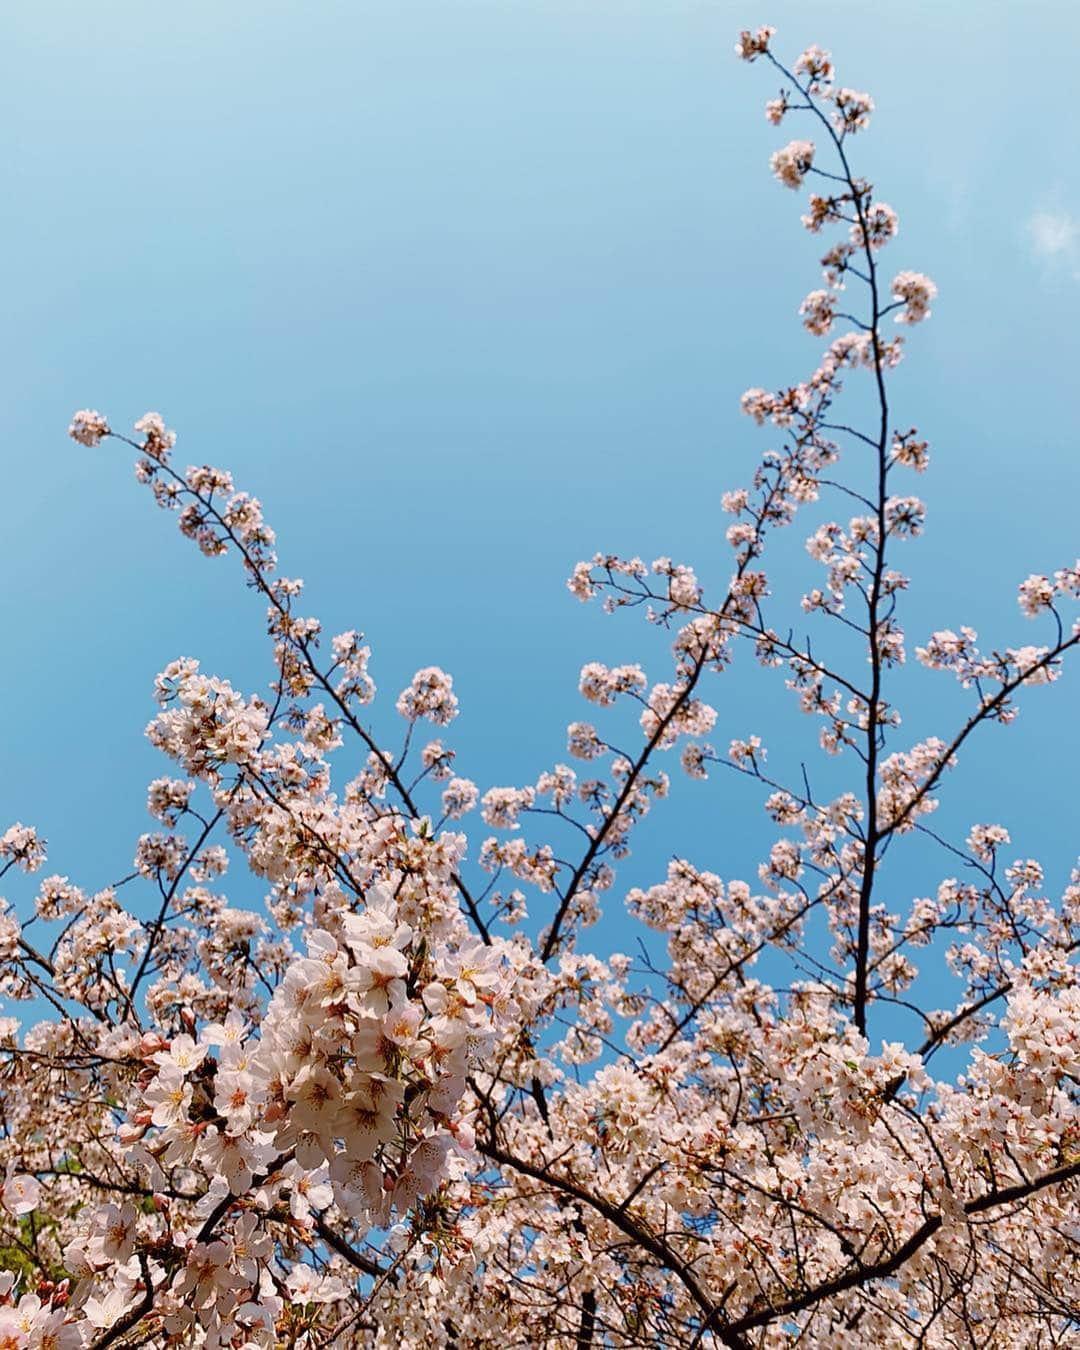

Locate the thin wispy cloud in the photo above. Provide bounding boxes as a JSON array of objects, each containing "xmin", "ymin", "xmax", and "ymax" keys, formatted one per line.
[{"xmin": 1028, "ymin": 208, "xmax": 1080, "ymax": 278}]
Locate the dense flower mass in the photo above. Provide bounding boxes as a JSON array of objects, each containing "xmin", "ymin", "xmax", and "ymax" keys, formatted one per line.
[
  {"xmin": 891, "ymin": 269, "xmax": 938, "ymax": 323},
  {"xmin": 734, "ymin": 25, "xmax": 774, "ymax": 62},
  {"xmin": 1, "ymin": 22, "xmax": 1077, "ymax": 1350},
  {"xmin": 67, "ymin": 409, "xmax": 109, "ymax": 448},
  {"xmin": 770, "ymin": 138, "xmax": 815, "ymax": 188}
]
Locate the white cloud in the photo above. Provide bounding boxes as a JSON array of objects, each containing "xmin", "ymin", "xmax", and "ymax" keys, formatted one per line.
[{"xmin": 1028, "ymin": 208, "xmax": 1080, "ymax": 278}]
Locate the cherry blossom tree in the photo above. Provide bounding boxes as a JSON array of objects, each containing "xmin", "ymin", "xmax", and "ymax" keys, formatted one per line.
[{"xmin": 2, "ymin": 24, "xmax": 1078, "ymax": 1348}]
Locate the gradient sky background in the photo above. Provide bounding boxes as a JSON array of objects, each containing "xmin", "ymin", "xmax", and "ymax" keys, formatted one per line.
[{"xmin": 3, "ymin": 1, "xmax": 1078, "ymax": 1041}]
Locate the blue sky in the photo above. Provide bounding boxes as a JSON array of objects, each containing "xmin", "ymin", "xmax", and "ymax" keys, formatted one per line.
[{"xmin": 3, "ymin": 1, "xmax": 1078, "ymax": 1039}]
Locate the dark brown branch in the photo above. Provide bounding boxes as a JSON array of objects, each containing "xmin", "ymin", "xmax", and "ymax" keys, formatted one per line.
[
  {"xmin": 314, "ymin": 1217, "xmax": 387, "ymax": 1280},
  {"xmin": 89, "ymin": 1253, "xmax": 154, "ymax": 1350}
]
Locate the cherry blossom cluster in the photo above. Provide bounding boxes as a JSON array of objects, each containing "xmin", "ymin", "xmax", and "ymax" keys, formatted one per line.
[{"xmin": 0, "ymin": 22, "xmax": 1076, "ymax": 1350}]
